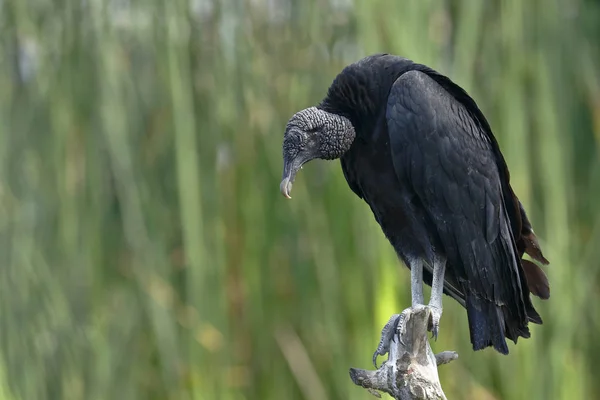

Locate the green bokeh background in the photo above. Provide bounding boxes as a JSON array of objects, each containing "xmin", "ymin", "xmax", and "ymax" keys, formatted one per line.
[{"xmin": 1, "ymin": 0, "xmax": 599, "ymax": 399}]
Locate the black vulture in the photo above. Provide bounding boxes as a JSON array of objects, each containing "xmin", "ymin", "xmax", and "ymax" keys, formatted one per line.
[{"xmin": 279, "ymin": 54, "xmax": 550, "ymax": 356}]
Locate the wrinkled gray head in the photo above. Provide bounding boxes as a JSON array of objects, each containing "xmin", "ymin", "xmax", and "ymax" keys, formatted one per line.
[{"xmin": 280, "ymin": 106, "xmax": 356, "ymax": 198}]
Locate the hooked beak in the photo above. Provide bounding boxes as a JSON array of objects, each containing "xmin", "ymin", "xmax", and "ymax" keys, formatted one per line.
[{"xmin": 280, "ymin": 156, "xmax": 305, "ymax": 199}]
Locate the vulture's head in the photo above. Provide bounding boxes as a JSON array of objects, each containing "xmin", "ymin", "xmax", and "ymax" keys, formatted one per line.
[{"xmin": 280, "ymin": 107, "xmax": 355, "ymax": 198}]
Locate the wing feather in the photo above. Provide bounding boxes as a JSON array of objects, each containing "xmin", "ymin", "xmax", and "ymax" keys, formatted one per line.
[{"xmin": 386, "ymin": 70, "xmax": 534, "ymax": 346}]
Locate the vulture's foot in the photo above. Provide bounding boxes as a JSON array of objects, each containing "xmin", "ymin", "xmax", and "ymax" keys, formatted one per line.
[
  {"xmin": 372, "ymin": 313, "xmax": 402, "ymax": 368},
  {"xmin": 372, "ymin": 304, "xmax": 444, "ymax": 367},
  {"xmin": 372, "ymin": 308, "xmax": 415, "ymax": 367},
  {"xmin": 428, "ymin": 305, "xmax": 442, "ymax": 341}
]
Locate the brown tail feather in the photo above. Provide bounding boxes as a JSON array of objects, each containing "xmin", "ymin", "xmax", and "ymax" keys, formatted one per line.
[
  {"xmin": 521, "ymin": 231, "xmax": 549, "ymax": 265},
  {"xmin": 516, "ymin": 198, "xmax": 550, "ymax": 299},
  {"xmin": 521, "ymin": 259, "xmax": 550, "ymax": 300}
]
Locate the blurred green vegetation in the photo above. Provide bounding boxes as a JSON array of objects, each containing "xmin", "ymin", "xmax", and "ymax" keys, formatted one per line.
[{"xmin": 0, "ymin": 0, "xmax": 599, "ymax": 399}]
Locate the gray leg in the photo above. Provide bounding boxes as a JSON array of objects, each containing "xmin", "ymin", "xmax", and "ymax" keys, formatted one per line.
[
  {"xmin": 410, "ymin": 258, "xmax": 424, "ymax": 307},
  {"xmin": 427, "ymin": 257, "xmax": 446, "ymax": 340},
  {"xmin": 373, "ymin": 259, "xmax": 425, "ymax": 367}
]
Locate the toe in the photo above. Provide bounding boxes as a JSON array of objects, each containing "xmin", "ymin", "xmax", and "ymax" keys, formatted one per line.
[
  {"xmin": 431, "ymin": 324, "xmax": 439, "ymax": 341},
  {"xmin": 428, "ymin": 306, "xmax": 442, "ymax": 341},
  {"xmin": 373, "ymin": 313, "xmax": 401, "ymax": 368}
]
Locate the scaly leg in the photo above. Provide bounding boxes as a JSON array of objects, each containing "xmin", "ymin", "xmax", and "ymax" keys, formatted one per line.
[
  {"xmin": 428, "ymin": 257, "xmax": 446, "ymax": 340},
  {"xmin": 372, "ymin": 259, "xmax": 424, "ymax": 367},
  {"xmin": 411, "ymin": 258, "xmax": 424, "ymax": 307}
]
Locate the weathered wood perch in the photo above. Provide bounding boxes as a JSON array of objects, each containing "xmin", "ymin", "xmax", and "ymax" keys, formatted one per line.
[{"xmin": 349, "ymin": 307, "xmax": 458, "ymax": 399}]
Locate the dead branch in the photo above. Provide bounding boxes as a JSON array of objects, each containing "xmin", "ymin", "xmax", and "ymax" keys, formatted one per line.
[{"xmin": 349, "ymin": 307, "xmax": 458, "ymax": 399}]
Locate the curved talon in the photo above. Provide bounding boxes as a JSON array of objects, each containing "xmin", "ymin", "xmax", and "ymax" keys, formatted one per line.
[
  {"xmin": 372, "ymin": 351, "xmax": 379, "ymax": 369},
  {"xmin": 428, "ymin": 306, "xmax": 442, "ymax": 341}
]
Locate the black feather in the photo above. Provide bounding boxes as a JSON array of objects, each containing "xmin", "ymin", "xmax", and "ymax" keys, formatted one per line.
[{"xmin": 318, "ymin": 54, "xmax": 549, "ymax": 354}]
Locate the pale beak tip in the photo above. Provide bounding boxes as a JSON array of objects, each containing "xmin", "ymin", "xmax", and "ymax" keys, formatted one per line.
[{"xmin": 280, "ymin": 178, "xmax": 293, "ymax": 199}]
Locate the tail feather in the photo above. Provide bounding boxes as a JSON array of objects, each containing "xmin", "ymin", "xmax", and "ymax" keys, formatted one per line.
[
  {"xmin": 516, "ymin": 200, "xmax": 550, "ymax": 301},
  {"xmin": 525, "ymin": 297, "xmax": 543, "ymax": 325},
  {"xmin": 517, "ymin": 201, "xmax": 550, "ymax": 265},
  {"xmin": 522, "ymin": 259, "xmax": 550, "ymax": 301},
  {"xmin": 466, "ymin": 290, "xmax": 537, "ymax": 354},
  {"xmin": 458, "ymin": 197, "xmax": 549, "ymax": 354},
  {"xmin": 466, "ymin": 294, "xmax": 509, "ymax": 354},
  {"xmin": 521, "ymin": 232, "xmax": 549, "ymax": 265}
]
